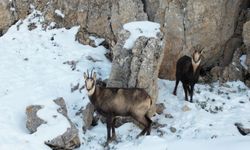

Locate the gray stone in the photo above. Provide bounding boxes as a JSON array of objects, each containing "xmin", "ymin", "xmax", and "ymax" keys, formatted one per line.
[
  {"xmin": 45, "ymin": 97, "xmax": 80, "ymax": 150},
  {"xmin": 243, "ymin": 21, "xmax": 250, "ymax": 47},
  {"xmin": 107, "ymin": 27, "xmax": 164, "ymax": 117},
  {"xmin": 82, "ymin": 103, "xmax": 95, "ymax": 131},
  {"xmin": 156, "ymin": 103, "xmax": 166, "ymax": 115},
  {"xmin": 26, "ymin": 105, "xmax": 46, "ymax": 134},
  {"xmin": 170, "ymin": 127, "xmax": 177, "ymax": 133}
]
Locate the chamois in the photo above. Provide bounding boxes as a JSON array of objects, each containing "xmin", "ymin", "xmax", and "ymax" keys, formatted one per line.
[
  {"xmin": 173, "ymin": 45, "xmax": 204, "ymax": 102},
  {"xmin": 84, "ymin": 69, "xmax": 152, "ymax": 144}
]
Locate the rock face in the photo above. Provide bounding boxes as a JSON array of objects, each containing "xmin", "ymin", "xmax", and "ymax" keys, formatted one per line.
[
  {"xmin": 42, "ymin": 0, "xmax": 147, "ymax": 45},
  {"xmin": 26, "ymin": 105, "xmax": 46, "ymax": 134},
  {"xmin": 45, "ymin": 98, "xmax": 80, "ymax": 150},
  {"xmin": 156, "ymin": 0, "xmax": 244, "ymax": 79},
  {"xmin": 243, "ymin": 21, "xmax": 250, "ymax": 86},
  {"xmin": 243, "ymin": 21, "xmax": 250, "ymax": 47},
  {"xmin": 1, "ymin": 0, "xmax": 249, "ymax": 83},
  {"xmin": 0, "ymin": 0, "xmax": 17, "ymax": 35},
  {"xmin": 107, "ymin": 22, "xmax": 164, "ymax": 116}
]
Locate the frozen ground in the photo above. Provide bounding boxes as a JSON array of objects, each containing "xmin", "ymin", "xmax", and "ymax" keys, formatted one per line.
[{"xmin": 0, "ymin": 10, "xmax": 250, "ymax": 150}]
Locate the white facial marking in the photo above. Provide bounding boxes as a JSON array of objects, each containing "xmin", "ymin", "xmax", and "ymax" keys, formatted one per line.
[
  {"xmin": 85, "ymin": 79, "xmax": 95, "ymax": 96},
  {"xmin": 192, "ymin": 52, "xmax": 201, "ymax": 73}
]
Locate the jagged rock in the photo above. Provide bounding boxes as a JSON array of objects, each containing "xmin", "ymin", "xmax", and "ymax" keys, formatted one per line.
[
  {"xmin": 0, "ymin": 0, "xmax": 18, "ymax": 35},
  {"xmin": 210, "ymin": 47, "xmax": 244, "ymax": 82},
  {"xmin": 243, "ymin": 21, "xmax": 250, "ymax": 73},
  {"xmin": 26, "ymin": 105, "xmax": 46, "ymax": 134},
  {"xmin": 82, "ymin": 103, "xmax": 95, "ymax": 131},
  {"xmin": 158, "ymin": 0, "xmax": 244, "ymax": 79},
  {"xmin": 235, "ymin": 123, "xmax": 250, "ymax": 136},
  {"xmin": 45, "ymin": 97, "xmax": 80, "ymax": 150},
  {"xmin": 221, "ymin": 48, "xmax": 244, "ymax": 82},
  {"xmin": 170, "ymin": 127, "xmax": 177, "ymax": 133},
  {"xmin": 244, "ymin": 21, "xmax": 250, "ymax": 47},
  {"xmin": 156, "ymin": 103, "xmax": 166, "ymax": 115},
  {"xmin": 210, "ymin": 66, "xmax": 222, "ymax": 82},
  {"xmin": 107, "ymin": 22, "xmax": 164, "ymax": 117},
  {"xmin": 221, "ymin": 38, "xmax": 242, "ymax": 67}
]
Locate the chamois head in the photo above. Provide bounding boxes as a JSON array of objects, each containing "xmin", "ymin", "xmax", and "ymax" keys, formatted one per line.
[
  {"xmin": 84, "ymin": 69, "xmax": 96, "ymax": 96},
  {"xmin": 191, "ymin": 45, "xmax": 204, "ymax": 73},
  {"xmin": 192, "ymin": 45, "xmax": 204, "ymax": 64}
]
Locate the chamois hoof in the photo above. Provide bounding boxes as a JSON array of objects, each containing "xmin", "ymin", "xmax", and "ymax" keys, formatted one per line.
[
  {"xmin": 172, "ymin": 92, "xmax": 177, "ymax": 96},
  {"xmin": 111, "ymin": 135, "xmax": 117, "ymax": 142}
]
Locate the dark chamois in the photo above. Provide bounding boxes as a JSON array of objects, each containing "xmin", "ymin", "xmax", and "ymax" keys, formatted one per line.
[
  {"xmin": 84, "ymin": 69, "xmax": 152, "ymax": 144},
  {"xmin": 173, "ymin": 45, "xmax": 204, "ymax": 102}
]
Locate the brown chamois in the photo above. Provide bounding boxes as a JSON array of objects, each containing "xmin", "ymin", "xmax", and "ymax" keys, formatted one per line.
[
  {"xmin": 83, "ymin": 69, "xmax": 152, "ymax": 144},
  {"xmin": 173, "ymin": 45, "xmax": 204, "ymax": 102}
]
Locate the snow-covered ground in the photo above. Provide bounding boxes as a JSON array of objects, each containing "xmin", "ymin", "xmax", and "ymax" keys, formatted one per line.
[{"xmin": 0, "ymin": 10, "xmax": 250, "ymax": 150}]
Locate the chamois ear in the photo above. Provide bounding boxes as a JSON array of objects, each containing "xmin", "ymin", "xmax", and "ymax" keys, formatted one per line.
[
  {"xmin": 84, "ymin": 72, "xmax": 88, "ymax": 80},
  {"xmin": 93, "ymin": 72, "xmax": 97, "ymax": 80}
]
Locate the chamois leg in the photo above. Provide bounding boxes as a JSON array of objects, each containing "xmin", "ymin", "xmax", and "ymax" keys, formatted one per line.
[
  {"xmin": 135, "ymin": 116, "xmax": 150, "ymax": 138},
  {"xmin": 106, "ymin": 116, "xmax": 112, "ymax": 143},
  {"xmin": 111, "ymin": 117, "xmax": 117, "ymax": 141},
  {"xmin": 173, "ymin": 79, "xmax": 179, "ymax": 95},
  {"xmin": 190, "ymin": 84, "xmax": 195, "ymax": 103},
  {"xmin": 145, "ymin": 115, "xmax": 152, "ymax": 135},
  {"xmin": 182, "ymin": 83, "xmax": 189, "ymax": 101}
]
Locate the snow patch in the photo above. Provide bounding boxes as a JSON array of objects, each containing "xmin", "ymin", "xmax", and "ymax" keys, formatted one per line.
[
  {"xmin": 240, "ymin": 55, "xmax": 248, "ymax": 70},
  {"xmin": 123, "ymin": 21, "xmax": 160, "ymax": 49},
  {"xmin": 55, "ymin": 9, "xmax": 65, "ymax": 18},
  {"xmin": 89, "ymin": 36, "xmax": 105, "ymax": 46}
]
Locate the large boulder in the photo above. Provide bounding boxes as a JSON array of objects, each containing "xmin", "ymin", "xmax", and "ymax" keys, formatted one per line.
[
  {"xmin": 0, "ymin": 0, "xmax": 17, "ymax": 35},
  {"xmin": 107, "ymin": 21, "xmax": 164, "ymax": 116},
  {"xmin": 26, "ymin": 105, "xmax": 46, "ymax": 134},
  {"xmin": 157, "ymin": 0, "xmax": 243, "ymax": 79}
]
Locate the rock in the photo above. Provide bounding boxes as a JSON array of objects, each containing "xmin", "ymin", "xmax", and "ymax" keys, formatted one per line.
[
  {"xmin": 45, "ymin": 97, "xmax": 80, "ymax": 150},
  {"xmin": 45, "ymin": 0, "xmax": 147, "ymax": 46},
  {"xmin": 0, "ymin": 0, "xmax": 18, "ymax": 35},
  {"xmin": 107, "ymin": 22, "xmax": 164, "ymax": 117},
  {"xmin": 82, "ymin": 103, "xmax": 95, "ymax": 131},
  {"xmin": 165, "ymin": 113, "xmax": 174, "ymax": 119},
  {"xmin": 156, "ymin": 103, "xmax": 166, "ymax": 115},
  {"xmin": 158, "ymin": 0, "xmax": 244, "ymax": 79},
  {"xmin": 26, "ymin": 105, "xmax": 46, "ymax": 134},
  {"xmin": 110, "ymin": 0, "xmax": 148, "ymax": 37},
  {"xmin": 210, "ymin": 66, "xmax": 223, "ymax": 81},
  {"xmin": 243, "ymin": 21, "xmax": 250, "ymax": 77},
  {"xmin": 243, "ymin": 21, "xmax": 250, "ymax": 47},
  {"xmin": 182, "ymin": 105, "xmax": 191, "ymax": 112},
  {"xmin": 170, "ymin": 127, "xmax": 177, "ymax": 133},
  {"xmin": 235, "ymin": 123, "xmax": 250, "ymax": 136},
  {"xmin": 221, "ymin": 38, "xmax": 242, "ymax": 67},
  {"xmin": 221, "ymin": 48, "xmax": 244, "ymax": 82},
  {"xmin": 142, "ymin": 0, "xmax": 159, "ymax": 21}
]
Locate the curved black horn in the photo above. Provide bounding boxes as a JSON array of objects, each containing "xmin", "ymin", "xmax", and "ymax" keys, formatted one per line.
[
  {"xmin": 87, "ymin": 69, "xmax": 89, "ymax": 78},
  {"xmin": 90, "ymin": 68, "xmax": 94, "ymax": 77}
]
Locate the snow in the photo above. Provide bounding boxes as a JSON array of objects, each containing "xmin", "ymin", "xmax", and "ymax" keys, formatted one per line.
[
  {"xmin": 55, "ymin": 9, "xmax": 65, "ymax": 18},
  {"xmin": 240, "ymin": 55, "xmax": 248, "ymax": 70},
  {"xmin": 1, "ymin": 10, "xmax": 250, "ymax": 150},
  {"xmin": 89, "ymin": 36, "xmax": 105, "ymax": 46},
  {"xmin": 123, "ymin": 21, "xmax": 160, "ymax": 49}
]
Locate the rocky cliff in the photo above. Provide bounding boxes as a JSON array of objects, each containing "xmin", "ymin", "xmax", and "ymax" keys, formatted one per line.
[{"xmin": 1, "ymin": 0, "xmax": 250, "ymax": 83}]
